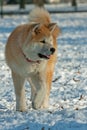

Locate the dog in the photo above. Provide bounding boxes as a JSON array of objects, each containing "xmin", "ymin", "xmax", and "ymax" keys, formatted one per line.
[{"xmin": 5, "ymin": 7, "xmax": 60, "ymax": 111}]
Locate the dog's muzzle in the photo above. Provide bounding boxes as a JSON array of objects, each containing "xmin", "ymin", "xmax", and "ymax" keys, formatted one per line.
[{"xmin": 38, "ymin": 47, "xmax": 55, "ymax": 60}]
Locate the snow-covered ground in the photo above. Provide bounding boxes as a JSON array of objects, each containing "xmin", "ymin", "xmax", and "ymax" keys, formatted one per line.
[{"xmin": 0, "ymin": 11, "xmax": 87, "ymax": 130}]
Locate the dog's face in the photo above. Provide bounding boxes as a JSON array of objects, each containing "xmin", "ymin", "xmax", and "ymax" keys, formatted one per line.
[{"xmin": 22, "ymin": 23, "xmax": 58, "ymax": 61}]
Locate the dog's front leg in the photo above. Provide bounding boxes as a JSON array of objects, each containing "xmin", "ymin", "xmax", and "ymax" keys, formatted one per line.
[
  {"xmin": 29, "ymin": 73, "xmax": 46, "ymax": 109},
  {"xmin": 12, "ymin": 71, "xmax": 26, "ymax": 112}
]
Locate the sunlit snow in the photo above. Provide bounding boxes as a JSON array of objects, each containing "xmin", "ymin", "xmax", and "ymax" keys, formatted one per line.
[{"xmin": 0, "ymin": 7, "xmax": 87, "ymax": 130}]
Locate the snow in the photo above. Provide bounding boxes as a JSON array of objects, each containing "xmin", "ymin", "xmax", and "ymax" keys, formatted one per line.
[{"xmin": 0, "ymin": 10, "xmax": 87, "ymax": 130}]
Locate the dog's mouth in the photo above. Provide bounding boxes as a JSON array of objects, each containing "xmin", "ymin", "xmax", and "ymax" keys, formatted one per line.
[{"xmin": 38, "ymin": 53, "xmax": 50, "ymax": 59}]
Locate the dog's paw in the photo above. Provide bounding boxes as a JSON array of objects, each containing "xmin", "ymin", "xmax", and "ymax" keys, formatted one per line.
[
  {"xmin": 40, "ymin": 101, "xmax": 49, "ymax": 109},
  {"xmin": 16, "ymin": 105, "xmax": 27, "ymax": 112},
  {"xmin": 32, "ymin": 100, "xmax": 49, "ymax": 109},
  {"xmin": 16, "ymin": 108, "xmax": 27, "ymax": 112},
  {"xmin": 32, "ymin": 92, "xmax": 45, "ymax": 109},
  {"xmin": 32, "ymin": 101, "xmax": 41, "ymax": 109}
]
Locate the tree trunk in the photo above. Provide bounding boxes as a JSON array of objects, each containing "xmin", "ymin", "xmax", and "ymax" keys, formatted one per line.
[
  {"xmin": 0, "ymin": 0, "xmax": 3, "ymax": 18},
  {"xmin": 33, "ymin": 0, "xmax": 44, "ymax": 7},
  {"xmin": 20, "ymin": 0, "xmax": 26, "ymax": 9},
  {"xmin": 72, "ymin": 0, "xmax": 77, "ymax": 7}
]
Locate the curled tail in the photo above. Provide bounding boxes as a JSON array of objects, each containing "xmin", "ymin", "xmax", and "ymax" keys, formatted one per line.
[{"xmin": 29, "ymin": 7, "xmax": 51, "ymax": 24}]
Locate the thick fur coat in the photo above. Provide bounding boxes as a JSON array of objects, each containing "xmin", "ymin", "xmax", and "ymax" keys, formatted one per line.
[{"xmin": 5, "ymin": 8, "xmax": 60, "ymax": 111}]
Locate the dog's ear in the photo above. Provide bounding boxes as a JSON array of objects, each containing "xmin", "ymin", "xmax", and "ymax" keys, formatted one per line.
[
  {"xmin": 32, "ymin": 23, "xmax": 41, "ymax": 34},
  {"xmin": 48, "ymin": 23, "xmax": 57, "ymax": 33},
  {"xmin": 48, "ymin": 23, "xmax": 61, "ymax": 37}
]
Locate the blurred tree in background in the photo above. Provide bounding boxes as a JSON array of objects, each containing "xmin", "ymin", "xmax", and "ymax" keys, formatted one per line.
[
  {"xmin": 7, "ymin": 0, "xmax": 17, "ymax": 4},
  {"xmin": 72, "ymin": 0, "xmax": 77, "ymax": 6},
  {"xmin": 33, "ymin": 0, "xmax": 44, "ymax": 7},
  {"xmin": 20, "ymin": 0, "xmax": 26, "ymax": 9},
  {"xmin": 19, "ymin": 0, "xmax": 45, "ymax": 8}
]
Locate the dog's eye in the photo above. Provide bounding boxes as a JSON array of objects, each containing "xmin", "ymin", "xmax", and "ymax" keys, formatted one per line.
[{"xmin": 40, "ymin": 40, "xmax": 45, "ymax": 44}]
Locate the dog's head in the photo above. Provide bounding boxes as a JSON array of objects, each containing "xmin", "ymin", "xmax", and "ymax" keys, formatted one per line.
[{"xmin": 22, "ymin": 23, "xmax": 60, "ymax": 61}]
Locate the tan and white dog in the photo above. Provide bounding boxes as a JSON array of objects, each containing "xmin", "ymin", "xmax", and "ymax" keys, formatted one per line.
[{"xmin": 5, "ymin": 8, "xmax": 60, "ymax": 111}]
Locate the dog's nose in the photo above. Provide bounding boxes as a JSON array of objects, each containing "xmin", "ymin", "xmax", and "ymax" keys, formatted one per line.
[{"xmin": 50, "ymin": 47, "xmax": 55, "ymax": 54}]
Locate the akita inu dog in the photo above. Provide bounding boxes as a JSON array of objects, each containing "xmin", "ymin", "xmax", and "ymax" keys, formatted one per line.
[{"xmin": 5, "ymin": 8, "xmax": 60, "ymax": 111}]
